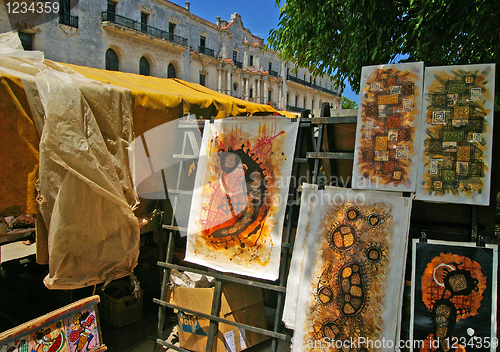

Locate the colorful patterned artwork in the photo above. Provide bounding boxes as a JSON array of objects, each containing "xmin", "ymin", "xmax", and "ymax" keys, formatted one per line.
[
  {"xmin": 0, "ymin": 297, "xmax": 104, "ymax": 352},
  {"xmin": 185, "ymin": 116, "xmax": 299, "ymax": 280},
  {"xmin": 353, "ymin": 62, "xmax": 424, "ymax": 192},
  {"xmin": 410, "ymin": 240, "xmax": 498, "ymax": 352},
  {"xmin": 292, "ymin": 187, "xmax": 411, "ymax": 351},
  {"xmin": 416, "ymin": 64, "xmax": 495, "ymax": 205}
]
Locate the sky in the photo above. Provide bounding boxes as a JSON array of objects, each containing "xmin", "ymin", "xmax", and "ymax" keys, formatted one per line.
[{"xmin": 171, "ymin": 0, "xmax": 360, "ymax": 105}]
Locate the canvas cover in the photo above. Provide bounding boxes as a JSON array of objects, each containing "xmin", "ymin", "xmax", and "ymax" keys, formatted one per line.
[
  {"xmin": 292, "ymin": 187, "xmax": 412, "ymax": 351},
  {"xmin": 185, "ymin": 116, "xmax": 299, "ymax": 280},
  {"xmin": 282, "ymin": 183, "xmax": 317, "ymax": 329}
]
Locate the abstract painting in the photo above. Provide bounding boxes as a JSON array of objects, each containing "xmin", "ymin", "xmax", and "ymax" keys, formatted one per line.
[
  {"xmin": 292, "ymin": 187, "xmax": 411, "ymax": 351},
  {"xmin": 283, "ymin": 183, "xmax": 318, "ymax": 329},
  {"xmin": 416, "ymin": 64, "xmax": 495, "ymax": 205},
  {"xmin": 410, "ymin": 240, "xmax": 498, "ymax": 351},
  {"xmin": 353, "ymin": 62, "xmax": 424, "ymax": 192},
  {"xmin": 185, "ymin": 116, "xmax": 298, "ymax": 280}
]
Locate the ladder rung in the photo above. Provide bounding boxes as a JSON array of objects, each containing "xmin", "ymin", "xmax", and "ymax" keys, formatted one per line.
[{"xmin": 306, "ymin": 151, "xmax": 354, "ymax": 159}]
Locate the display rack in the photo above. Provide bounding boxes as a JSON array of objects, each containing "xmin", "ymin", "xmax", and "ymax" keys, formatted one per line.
[
  {"xmin": 152, "ymin": 106, "xmax": 497, "ymax": 351},
  {"xmin": 152, "ymin": 105, "xmax": 354, "ymax": 352}
]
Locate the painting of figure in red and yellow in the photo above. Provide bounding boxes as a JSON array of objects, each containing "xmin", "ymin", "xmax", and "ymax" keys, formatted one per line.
[{"xmin": 185, "ymin": 116, "xmax": 298, "ymax": 280}]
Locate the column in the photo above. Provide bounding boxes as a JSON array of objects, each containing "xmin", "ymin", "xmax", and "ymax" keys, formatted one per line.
[
  {"xmin": 263, "ymin": 77, "xmax": 268, "ymax": 104},
  {"xmin": 217, "ymin": 69, "xmax": 222, "ymax": 93},
  {"xmin": 239, "ymin": 72, "xmax": 243, "ymax": 99},
  {"xmin": 245, "ymin": 76, "xmax": 249, "ymax": 101},
  {"xmin": 226, "ymin": 69, "xmax": 232, "ymax": 96},
  {"xmin": 256, "ymin": 78, "xmax": 261, "ymax": 104},
  {"xmin": 278, "ymin": 82, "xmax": 283, "ymax": 109},
  {"xmin": 281, "ymin": 61, "xmax": 287, "ymax": 110}
]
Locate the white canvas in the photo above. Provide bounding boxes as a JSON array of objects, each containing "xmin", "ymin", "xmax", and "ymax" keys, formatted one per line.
[
  {"xmin": 352, "ymin": 62, "xmax": 424, "ymax": 192},
  {"xmin": 292, "ymin": 187, "xmax": 412, "ymax": 351},
  {"xmin": 416, "ymin": 64, "xmax": 495, "ymax": 205},
  {"xmin": 185, "ymin": 116, "xmax": 299, "ymax": 280}
]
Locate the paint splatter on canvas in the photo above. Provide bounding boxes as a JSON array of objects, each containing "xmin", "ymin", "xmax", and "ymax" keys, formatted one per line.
[
  {"xmin": 185, "ymin": 116, "xmax": 298, "ymax": 280},
  {"xmin": 410, "ymin": 240, "xmax": 498, "ymax": 352},
  {"xmin": 353, "ymin": 62, "xmax": 424, "ymax": 192},
  {"xmin": 292, "ymin": 187, "xmax": 411, "ymax": 351},
  {"xmin": 416, "ymin": 64, "xmax": 496, "ymax": 205}
]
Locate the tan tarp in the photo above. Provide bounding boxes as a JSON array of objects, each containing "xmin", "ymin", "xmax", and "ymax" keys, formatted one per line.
[{"xmin": 0, "ymin": 31, "xmax": 289, "ymax": 289}]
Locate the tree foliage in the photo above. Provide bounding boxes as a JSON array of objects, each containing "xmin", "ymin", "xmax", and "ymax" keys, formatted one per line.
[
  {"xmin": 342, "ymin": 96, "xmax": 358, "ymax": 109},
  {"xmin": 268, "ymin": 0, "xmax": 500, "ymax": 96}
]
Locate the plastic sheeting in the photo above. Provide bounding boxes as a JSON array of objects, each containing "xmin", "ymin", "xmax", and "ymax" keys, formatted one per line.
[
  {"xmin": 0, "ymin": 32, "xmax": 139, "ymax": 289},
  {"xmin": 0, "ymin": 30, "xmax": 287, "ymax": 289}
]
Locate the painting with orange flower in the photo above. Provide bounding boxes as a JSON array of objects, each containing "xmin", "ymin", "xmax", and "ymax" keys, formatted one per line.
[
  {"xmin": 352, "ymin": 62, "xmax": 424, "ymax": 192},
  {"xmin": 415, "ymin": 64, "xmax": 496, "ymax": 205},
  {"xmin": 410, "ymin": 240, "xmax": 498, "ymax": 352},
  {"xmin": 185, "ymin": 116, "xmax": 298, "ymax": 280},
  {"xmin": 292, "ymin": 187, "xmax": 412, "ymax": 351}
]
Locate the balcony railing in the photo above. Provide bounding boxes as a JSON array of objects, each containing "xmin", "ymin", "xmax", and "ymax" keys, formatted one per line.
[
  {"xmin": 286, "ymin": 105, "xmax": 306, "ymax": 113},
  {"xmin": 198, "ymin": 45, "xmax": 215, "ymax": 57},
  {"xmin": 287, "ymin": 74, "xmax": 311, "ymax": 87},
  {"xmin": 234, "ymin": 60, "xmax": 243, "ymax": 69},
  {"xmin": 60, "ymin": 14, "xmax": 79, "ymax": 28},
  {"xmin": 269, "ymin": 69, "xmax": 278, "ymax": 77},
  {"xmin": 101, "ymin": 11, "xmax": 188, "ymax": 47}
]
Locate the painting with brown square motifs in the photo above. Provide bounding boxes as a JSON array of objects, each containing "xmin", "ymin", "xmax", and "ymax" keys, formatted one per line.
[{"xmin": 353, "ymin": 62, "xmax": 424, "ymax": 192}]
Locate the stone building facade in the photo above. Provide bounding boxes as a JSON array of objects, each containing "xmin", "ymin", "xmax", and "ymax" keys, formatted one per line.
[{"xmin": 0, "ymin": 0, "xmax": 341, "ymax": 111}]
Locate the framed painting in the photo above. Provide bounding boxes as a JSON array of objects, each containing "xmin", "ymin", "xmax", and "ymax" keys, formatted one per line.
[
  {"xmin": 292, "ymin": 187, "xmax": 412, "ymax": 351},
  {"xmin": 410, "ymin": 239, "xmax": 498, "ymax": 351},
  {"xmin": 185, "ymin": 116, "xmax": 299, "ymax": 280},
  {"xmin": 416, "ymin": 64, "xmax": 495, "ymax": 205},
  {"xmin": 352, "ymin": 62, "xmax": 424, "ymax": 192}
]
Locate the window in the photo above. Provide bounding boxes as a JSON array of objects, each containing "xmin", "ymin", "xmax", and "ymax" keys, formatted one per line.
[
  {"xmin": 18, "ymin": 32, "xmax": 33, "ymax": 51},
  {"xmin": 249, "ymin": 88, "xmax": 253, "ymax": 98},
  {"xmin": 199, "ymin": 73, "xmax": 206, "ymax": 86},
  {"xmin": 167, "ymin": 63, "xmax": 176, "ymax": 78},
  {"xmin": 233, "ymin": 50, "xmax": 237, "ymax": 62},
  {"xmin": 139, "ymin": 56, "xmax": 149, "ymax": 76},
  {"xmin": 287, "ymin": 68, "xmax": 290, "ymax": 77},
  {"xmin": 268, "ymin": 89, "xmax": 272, "ymax": 103},
  {"xmin": 286, "ymin": 93, "xmax": 289, "ymax": 106},
  {"xmin": 141, "ymin": 13, "xmax": 148, "ymax": 33},
  {"xmin": 107, "ymin": 0, "xmax": 116, "ymax": 22},
  {"xmin": 249, "ymin": 55, "xmax": 254, "ymax": 66},
  {"xmin": 233, "ymin": 82, "xmax": 238, "ymax": 91},
  {"xmin": 168, "ymin": 23, "xmax": 176, "ymax": 41},
  {"xmin": 105, "ymin": 48, "xmax": 119, "ymax": 71},
  {"xmin": 295, "ymin": 95, "xmax": 298, "ymax": 107},
  {"xmin": 59, "ymin": 0, "xmax": 78, "ymax": 27},
  {"xmin": 200, "ymin": 36, "xmax": 206, "ymax": 48},
  {"xmin": 268, "ymin": 62, "xmax": 272, "ymax": 72},
  {"xmin": 304, "ymin": 97, "xmax": 307, "ymax": 108}
]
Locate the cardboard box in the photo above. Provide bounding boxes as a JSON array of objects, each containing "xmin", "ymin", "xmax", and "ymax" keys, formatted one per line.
[
  {"xmin": 98, "ymin": 281, "xmax": 143, "ymax": 328},
  {"xmin": 168, "ymin": 283, "xmax": 268, "ymax": 352}
]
